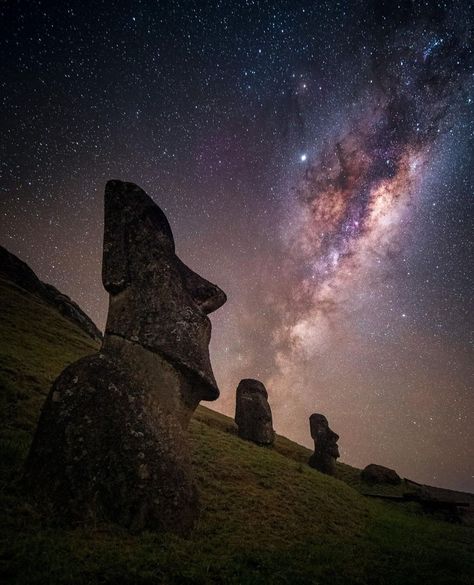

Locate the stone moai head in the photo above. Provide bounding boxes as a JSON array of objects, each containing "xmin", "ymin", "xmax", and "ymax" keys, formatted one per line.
[
  {"xmin": 235, "ymin": 379, "xmax": 275, "ymax": 445},
  {"xmin": 102, "ymin": 180, "xmax": 226, "ymax": 402},
  {"xmin": 308, "ymin": 413, "xmax": 340, "ymax": 475}
]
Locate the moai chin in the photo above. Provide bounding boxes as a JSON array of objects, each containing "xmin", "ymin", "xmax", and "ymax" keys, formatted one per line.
[
  {"xmin": 235, "ymin": 379, "xmax": 275, "ymax": 445},
  {"xmin": 24, "ymin": 180, "xmax": 226, "ymax": 533},
  {"xmin": 308, "ymin": 413, "xmax": 340, "ymax": 475}
]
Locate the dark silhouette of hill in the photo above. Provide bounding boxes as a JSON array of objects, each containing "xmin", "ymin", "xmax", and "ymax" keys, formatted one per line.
[{"xmin": 0, "ymin": 246, "xmax": 101, "ymax": 342}]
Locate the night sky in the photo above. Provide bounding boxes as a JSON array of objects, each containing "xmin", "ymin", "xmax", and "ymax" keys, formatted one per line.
[{"xmin": 1, "ymin": 0, "xmax": 473, "ymax": 492}]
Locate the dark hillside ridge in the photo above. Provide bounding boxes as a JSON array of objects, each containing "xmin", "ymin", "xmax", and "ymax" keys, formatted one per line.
[{"xmin": 0, "ymin": 246, "xmax": 101, "ymax": 342}]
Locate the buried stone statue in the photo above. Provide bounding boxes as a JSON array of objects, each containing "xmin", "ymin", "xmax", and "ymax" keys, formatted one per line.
[
  {"xmin": 235, "ymin": 379, "xmax": 275, "ymax": 445},
  {"xmin": 308, "ymin": 414, "xmax": 340, "ymax": 475},
  {"xmin": 24, "ymin": 180, "xmax": 226, "ymax": 533}
]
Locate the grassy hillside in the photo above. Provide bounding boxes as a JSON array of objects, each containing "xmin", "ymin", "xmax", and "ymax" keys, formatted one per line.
[
  {"xmin": 0, "ymin": 277, "xmax": 473, "ymax": 584},
  {"xmin": 0, "ymin": 279, "xmax": 99, "ymax": 484}
]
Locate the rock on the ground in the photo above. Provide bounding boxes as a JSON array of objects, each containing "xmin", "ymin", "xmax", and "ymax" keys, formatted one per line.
[{"xmin": 361, "ymin": 464, "xmax": 402, "ymax": 485}]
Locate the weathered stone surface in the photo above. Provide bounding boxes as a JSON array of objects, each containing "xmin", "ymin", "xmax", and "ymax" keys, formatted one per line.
[
  {"xmin": 361, "ymin": 464, "xmax": 402, "ymax": 485},
  {"xmin": 24, "ymin": 180, "xmax": 226, "ymax": 533},
  {"xmin": 235, "ymin": 379, "xmax": 274, "ymax": 445},
  {"xmin": 101, "ymin": 180, "xmax": 226, "ymax": 401},
  {"xmin": 308, "ymin": 413, "xmax": 340, "ymax": 475},
  {"xmin": 0, "ymin": 245, "xmax": 102, "ymax": 342}
]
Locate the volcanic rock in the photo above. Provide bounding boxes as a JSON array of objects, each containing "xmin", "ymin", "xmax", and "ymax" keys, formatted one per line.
[
  {"xmin": 235, "ymin": 378, "xmax": 275, "ymax": 445},
  {"xmin": 24, "ymin": 180, "xmax": 226, "ymax": 534},
  {"xmin": 361, "ymin": 464, "xmax": 402, "ymax": 485}
]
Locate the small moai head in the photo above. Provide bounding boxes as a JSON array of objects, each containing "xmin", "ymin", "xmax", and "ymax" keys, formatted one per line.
[
  {"xmin": 308, "ymin": 413, "xmax": 340, "ymax": 474},
  {"xmin": 235, "ymin": 378, "xmax": 275, "ymax": 445},
  {"xmin": 102, "ymin": 180, "xmax": 226, "ymax": 401}
]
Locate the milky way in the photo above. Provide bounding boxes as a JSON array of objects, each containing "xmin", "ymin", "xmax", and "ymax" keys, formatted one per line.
[{"xmin": 273, "ymin": 24, "xmax": 472, "ymax": 365}]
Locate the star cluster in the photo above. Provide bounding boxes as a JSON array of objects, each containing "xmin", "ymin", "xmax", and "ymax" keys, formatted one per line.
[{"xmin": 1, "ymin": 0, "xmax": 473, "ymax": 491}]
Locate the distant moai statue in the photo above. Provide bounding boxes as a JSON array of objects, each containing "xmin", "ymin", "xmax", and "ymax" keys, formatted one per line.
[
  {"xmin": 25, "ymin": 180, "xmax": 226, "ymax": 534},
  {"xmin": 235, "ymin": 379, "xmax": 275, "ymax": 445},
  {"xmin": 308, "ymin": 414, "xmax": 340, "ymax": 475}
]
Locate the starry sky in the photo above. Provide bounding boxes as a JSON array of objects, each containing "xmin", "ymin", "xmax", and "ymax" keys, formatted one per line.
[{"xmin": 1, "ymin": 0, "xmax": 473, "ymax": 492}]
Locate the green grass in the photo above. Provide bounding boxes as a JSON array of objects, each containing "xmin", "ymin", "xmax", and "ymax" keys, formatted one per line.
[
  {"xmin": 0, "ymin": 277, "xmax": 473, "ymax": 584},
  {"xmin": 0, "ymin": 279, "xmax": 99, "ymax": 485}
]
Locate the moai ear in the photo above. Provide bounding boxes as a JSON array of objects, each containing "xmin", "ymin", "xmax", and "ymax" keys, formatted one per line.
[{"xmin": 102, "ymin": 181, "xmax": 130, "ymax": 294}]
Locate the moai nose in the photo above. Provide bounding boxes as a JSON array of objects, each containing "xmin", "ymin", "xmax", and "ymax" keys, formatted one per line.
[
  {"xmin": 178, "ymin": 260, "xmax": 227, "ymax": 314},
  {"xmin": 190, "ymin": 279, "xmax": 227, "ymax": 314}
]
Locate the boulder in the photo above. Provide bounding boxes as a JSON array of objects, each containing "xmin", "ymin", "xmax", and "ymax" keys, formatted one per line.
[{"xmin": 361, "ymin": 464, "xmax": 402, "ymax": 485}]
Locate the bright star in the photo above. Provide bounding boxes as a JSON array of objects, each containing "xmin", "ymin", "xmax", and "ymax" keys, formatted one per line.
[{"xmin": 300, "ymin": 154, "xmax": 307, "ymax": 162}]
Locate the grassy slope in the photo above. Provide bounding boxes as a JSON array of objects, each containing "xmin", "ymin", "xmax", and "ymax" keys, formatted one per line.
[
  {"xmin": 0, "ymin": 277, "xmax": 473, "ymax": 584},
  {"xmin": 0, "ymin": 279, "xmax": 99, "ymax": 479}
]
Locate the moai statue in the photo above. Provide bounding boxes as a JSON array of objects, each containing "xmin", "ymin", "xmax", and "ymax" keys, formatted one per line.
[
  {"xmin": 235, "ymin": 379, "xmax": 275, "ymax": 445},
  {"xmin": 24, "ymin": 180, "xmax": 226, "ymax": 534},
  {"xmin": 308, "ymin": 414, "xmax": 340, "ymax": 475}
]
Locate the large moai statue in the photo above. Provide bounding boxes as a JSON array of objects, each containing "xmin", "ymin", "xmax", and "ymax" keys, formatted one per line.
[
  {"xmin": 24, "ymin": 180, "xmax": 226, "ymax": 534},
  {"xmin": 308, "ymin": 414, "xmax": 340, "ymax": 475},
  {"xmin": 235, "ymin": 379, "xmax": 275, "ymax": 445}
]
